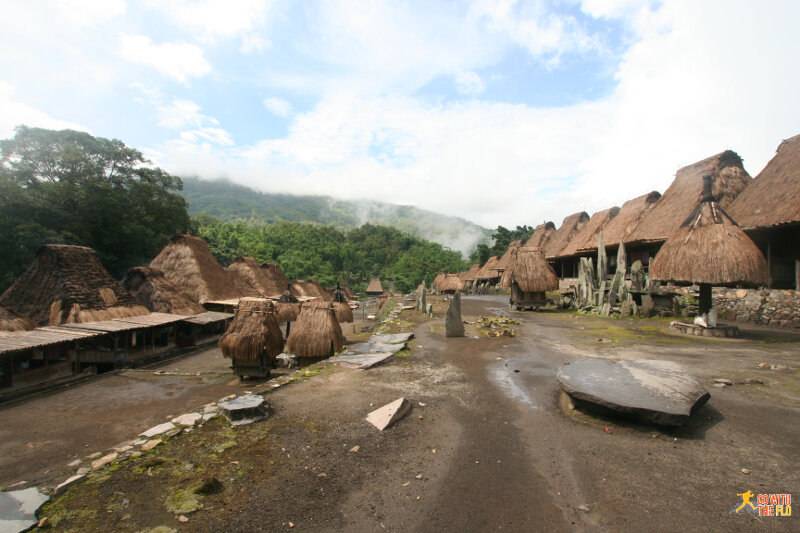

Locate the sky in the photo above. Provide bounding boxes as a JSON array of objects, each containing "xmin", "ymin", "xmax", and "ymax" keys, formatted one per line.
[{"xmin": 2, "ymin": 0, "xmax": 799, "ymax": 233}]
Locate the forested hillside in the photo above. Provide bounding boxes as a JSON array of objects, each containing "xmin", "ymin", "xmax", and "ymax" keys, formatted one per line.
[{"xmin": 180, "ymin": 177, "xmax": 492, "ymax": 256}]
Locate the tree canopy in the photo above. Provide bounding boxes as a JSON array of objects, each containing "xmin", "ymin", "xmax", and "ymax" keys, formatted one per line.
[
  {"xmin": 0, "ymin": 126, "xmax": 190, "ymax": 289},
  {"xmin": 469, "ymin": 225, "xmax": 534, "ymax": 263}
]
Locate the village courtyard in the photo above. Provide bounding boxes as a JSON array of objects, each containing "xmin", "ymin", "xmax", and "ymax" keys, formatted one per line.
[{"xmin": 2, "ymin": 295, "xmax": 797, "ymax": 533}]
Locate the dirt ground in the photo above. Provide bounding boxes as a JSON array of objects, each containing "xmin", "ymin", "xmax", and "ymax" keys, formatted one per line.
[{"xmin": 11, "ymin": 295, "xmax": 800, "ymax": 532}]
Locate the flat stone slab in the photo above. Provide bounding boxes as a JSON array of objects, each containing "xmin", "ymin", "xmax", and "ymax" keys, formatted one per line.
[
  {"xmin": 0, "ymin": 487, "xmax": 50, "ymax": 533},
  {"xmin": 558, "ymin": 359, "xmax": 710, "ymax": 426},
  {"xmin": 55, "ymin": 474, "xmax": 86, "ymax": 495},
  {"xmin": 91, "ymin": 452, "xmax": 117, "ymax": 470},
  {"xmin": 670, "ymin": 321, "xmax": 740, "ymax": 338},
  {"xmin": 371, "ymin": 333, "xmax": 415, "ymax": 344},
  {"xmin": 275, "ymin": 353, "xmax": 299, "ymax": 368},
  {"xmin": 171, "ymin": 413, "xmax": 203, "ymax": 426},
  {"xmin": 344, "ymin": 342, "xmax": 406, "ymax": 355},
  {"xmin": 365, "ymin": 398, "xmax": 412, "ymax": 431},
  {"xmin": 140, "ymin": 422, "xmax": 176, "ymax": 438},
  {"xmin": 219, "ymin": 394, "xmax": 270, "ymax": 426},
  {"xmin": 330, "ymin": 352, "xmax": 394, "ymax": 370}
]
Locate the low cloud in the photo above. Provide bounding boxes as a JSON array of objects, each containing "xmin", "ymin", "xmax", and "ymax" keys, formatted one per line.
[{"xmin": 119, "ymin": 33, "xmax": 211, "ymax": 83}]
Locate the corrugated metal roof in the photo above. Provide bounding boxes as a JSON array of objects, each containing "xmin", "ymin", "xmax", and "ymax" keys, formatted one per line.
[{"xmin": 182, "ymin": 311, "xmax": 233, "ymax": 325}]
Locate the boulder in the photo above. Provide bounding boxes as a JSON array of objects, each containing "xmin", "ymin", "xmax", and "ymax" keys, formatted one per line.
[
  {"xmin": 630, "ymin": 260, "xmax": 645, "ymax": 291},
  {"xmin": 218, "ymin": 395, "xmax": 270, "ymax": 426},
  {"xmin": 558, "ymin": 359, "xmax": 710, "ymax": 426},
  {"xmin": 445, "ymin": 292, "xmax": 465, "ymax": 337},
  {"xmin": 641, "ymin": 294, "xmax": 654, "ymax": 318}
]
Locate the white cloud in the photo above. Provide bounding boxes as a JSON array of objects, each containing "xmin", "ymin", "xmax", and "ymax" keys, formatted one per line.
[
  {"xmin": 0, "ymin": 81, "xmax": 88, "ymax": 139},
  {"xmin": 240, "ymin": 33, "xmax": 271, "ymax": 54},
  {"xmin": 157, "ymin": 98, "xmax": 219, "ymax": 129},
  {"xmin": 263, "ymin": 97, "xmax": 293, "ymax": 117},
  {"xmin": 180, "ymin": 127, "xmax": 234, "ymax": 146},
  {"xmin": 144, "ymin": 0, "xmax": 271, "ymax": 41},
  {"xmin": 55, "ymin": 0, "xmax": 126, "ymax": 26},
  {"xmin": 119, "ymin": 33, "xmax": 211, "ymax": 83},
  {"xmin": 454, "ymin": 70, "xmax": 486, "ymax": 95}
]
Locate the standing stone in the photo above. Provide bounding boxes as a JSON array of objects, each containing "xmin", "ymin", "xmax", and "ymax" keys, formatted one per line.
[
  {"xmin": 445, "ymin": 292, "xmax": 465, "ymax": 337},
  {"xmin": 420, "ymin": 282, "xmax": 427, "ymax": 313},
  {"xmin": 641, "ymin": 294, "xmax": 654, "ymax": 318},
  {"xmin": 425, "ymin": 303, "xmax": 433, "ymax": 317},
  {"xmin": 630, "ymin": 260, "xmax": 645, "ymax": 291},
  {"xmin": 620, "ymin": 297, "xmax": 633, "ymax": 317},
  {"xmin": 597, "ymin": 232, "xmax": 608, "ymax": 286},
  {"xmin": 616, "ymin": 241, "xmax": 627, "ymax": 274},
  {"xmin": 597, "ymin": 280, "xmax": 607, "ymax": 307},
  {"xmin": 608, "ymin": 270, "xmax": 623, "ymax": 307}
]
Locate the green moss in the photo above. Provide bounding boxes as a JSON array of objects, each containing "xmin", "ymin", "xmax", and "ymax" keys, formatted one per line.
[
  {"xmin": 214, "ymin": 440, "xmax": 237, "ymax": 454},
  {"xmin": 165, "ymin": 489, "xmax": 201, "ymax": 514}
]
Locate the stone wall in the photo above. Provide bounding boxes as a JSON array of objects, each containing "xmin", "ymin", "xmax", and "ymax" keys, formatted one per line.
[{"xmin": 712, "ymin": 288, "xmax": 800, "ymax": 329}]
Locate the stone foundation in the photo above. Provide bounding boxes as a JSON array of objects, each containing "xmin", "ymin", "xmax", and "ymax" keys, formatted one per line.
[
  {"xmin": 711, "ymin": 288, "xmax": 800, "ymax": 329},
  {"xmin": 670, "ymin": 321, "xmax": 740, "ymax": 337}
]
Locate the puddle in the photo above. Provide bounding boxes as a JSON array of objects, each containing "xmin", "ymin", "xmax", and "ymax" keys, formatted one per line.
[{"xmin": 488, "ymin": 361, "xmax": 539, "ymax": 410}]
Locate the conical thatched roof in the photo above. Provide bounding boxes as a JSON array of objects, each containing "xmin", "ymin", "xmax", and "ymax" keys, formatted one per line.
[
  {"xmin": 557, "ymin": 207, "xmax": 620, "ymax": 258},
  {"xmin": 523, "ymin": 222, "xmax": 556, "ymax": 250},
  {"xmin": 365, "ymin": 278, "xmax": 384, "ymax": 294},
  {"xmin": 649, "ymin": 176, "xmax": 767, "ymax": 287},
  {"xmin": 432, "ymin": 269, "xmax": 447, "ymax": 290},
  {"xmin": 0, "ymin": 305, "xmax": 35, "ymax": 334},
  {"xmin": 220, "ymin": 298, "xmax": 284, "ymax": 364},
  {"xmin": 626, "ymin": 150, "xmax": 751, "ymax": 245},
  {"xmin": 0, "ymin": 244, "xmax": 149, "ymax": 326},
  {"xmin": 274, "ymin": 286, "xmax": 300, "ymax": 322},
  {"xmin": 510, "ymin": 248, "xmax": 559, "ymax": 293},
  {"xmin": 494, "ymin": 240, "xmax": 522, "ymax": 273},
  {"xmin": 261, "ymin": 262, "xmax": 291, "ymax": 296},
  {"xmin": 439, "ymin": 274, "xmax": 465, "ymax": 293},
  {"xmin": 583, "ymin": 191, "xmax": 661, "ymax": 251},
  {"xmin": 150, "ymin": 234, "xmax": 239, "ymax": 304},
  {"xmin": 544, "ymin": 212, "xmax": 590, "ymax": 259},
  {"xmin": 285, "ymin": 305, "xmax": 344, "ymax": 358},
  {"xmin": 728, "ymin": 134, "xmax": 800, "ymax": 229},
  {"xmin": 291, "ymin": 279, "xmax": 332, "ymax": 301},
  {"xmin": 460, "ymin": 264, "xmax": 481, "ymax": 282},
  {"xmin": 307, "ymin": 299, "xmax": 353, "ymax": 323},
  {"xmin": 123, "ymin": 266, "xmax": 205, "ymax": 316},
  {"xmin": 225, "ymin": 257, "xmax": 283, "ymax": 298},
  {"xmin": 476, "ymin": 256, "xmax": 501, "ymax": 280}
]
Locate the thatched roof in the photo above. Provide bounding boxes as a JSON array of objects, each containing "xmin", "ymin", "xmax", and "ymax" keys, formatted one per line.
[
  {"xmin": 626, "ymin": 150, "xmax": 751, "ymax": 245},
  {"xmin": 261, "ymin": 262, "xmax": 291, "ymax": 296},
  {"xmin": 285, "ymin": 305, "xmax": 344, "ymax": 358},
  {"xmin": 476, "ymin": 256, "xmax": 501, "ymax": 280},
  {"xmin": 460, "ymin": 264, "xmax": 481, "ymax": 282},
  {"xmin": 432, "ymin": 269, "xmax": 447, "ymax": 290},
  {"xmin": 290, "ymin": 279, "xmax": 332, "ymax": 301},
  {"xmin": 585, "ymin": 191, "xmax": 661, "ymax": 251},
  {"xmin": 728, "ymin": 134, "xmax": 800, "ymax": 229},
  {"xmin": 219, "ymin": 298, "xmax": 284, "ymax": 364},
  {"xmin": 123, "ymin": 266, "xmax": 205, "ymax": 316},
  {"xmin": 523, "ymin": 222, "xmax": 556, "ymax": 250},
  {"xmin": 510, "ymin": 248, "xmax": 559, "ymax": 293},
  {"xmin": 0, "ymin": 305, "xmax": 35, "ymax": 334},
  {"xmin": 150, "ymin": 234, "xmax": 240, "ymax": 304},
  {"xmin": 365, "ymin": 278, "xmax": 384, "ymax": 294},
  {"xmin": 494, "ymin": 240, "xmax": 522, "ymax": 273},
  {"xmin": 0, "ymin": 244, "xmax": 149, "ymax": 327},
  {"xmin": 439, "ymin": 274, "xmax": 465, "ymax": 293},
  {"xmin": 306, "ymin": 299, "xmax": 353, "ymax": 323},
  {"xmin": 544, "ymin": 212, "xmax": 590, "ymax": 259},
  {"xmin": 649, "ymin": 176, "xmax": 767, "ymax": 286},
  {"xmin": 557, "ymin": 207, "xmax": 620, "ymax": 258},
  {"xmin": 226, "ymin": 257, "xmax": 287, "ymax": 298}
]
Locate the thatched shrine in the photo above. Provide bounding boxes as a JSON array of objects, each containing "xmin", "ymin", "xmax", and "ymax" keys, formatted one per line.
[
  {"xmin": 509, "ymin": 248, "xmax": 559, "ymax": 310},
  {"xmin": 649, "ymin": 175, "xmax": 768, "ymax": 318},
  {"xmin": 123, "ymin": 266, "xmax": 205, "ymax": 316},
  {"xmin": 331, "ymin": 284, "xmax": 354, "ymax": 323},
  {"xmin": 220, "ymin": 297, "xmax": 284, "ymax": 379},
  {"xmin": 0, "ymin": 244, "xmax": 149, "ymax": 326},
  {"xmin": 365, "ymin": 277, "xmax": 384, "ymax": 296},
  {"xmin": 226, "ymin": 257, "xmax": 286, "ymax": 298},
  {"xmin": 439, "ymin": 274, "xmax": 465, "ymax": 294},
  {"xmin": 285, "ymin": 304, "xmax": 344, "ymax": 359},
  {"xmin": 150, "ymin": 234, "xmax": 239, "ymax": 304}
]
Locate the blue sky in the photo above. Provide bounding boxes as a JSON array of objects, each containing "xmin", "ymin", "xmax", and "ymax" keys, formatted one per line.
[{"xmin": 2, "ymin": 1, "xmax": 799, "ymax": 245}]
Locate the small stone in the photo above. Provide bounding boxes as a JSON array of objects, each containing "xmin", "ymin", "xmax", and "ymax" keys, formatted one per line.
[
  {"xmin": 67, "ymin": 459, "xmax": 82, "ymax": 468},
  {"xmin": 141, "ymin": 439, "xmax": 162, "ymax": 451},
  {"xmin": 87, "ymin": 452, "xmax": 102, "ymax": 460},
  {"xmin": 178, "ymin": 515, "xmax": 189, "ymax": 523},
  {"xmin": 37, "ymin": 517, "xmax": 51, "ymax": 528},
  {"xmin": 140, "ymin": 422, "xmax": 175, "ymax": 438},
  {"xmin": 114, "ymin": 445, "xmax": 133, "ymax": 453},
  {"xmin": 55, "ymin": 474, "xmax": 86, "ymax": 495},
  {"xmin": 349, "ymin": 446, "xmax": 360, "ymax": 453},
  {"xmin": 713, "ymin": 378, "xmax": 733, "ymax": 385},
  {"xmin": 76, "ymin": 467, "xmax": 90, "ymax": 476},
  {"xmin": 172, "ymin": 413, "xmax": 203, "ymax": 426},
  {"xmin": 578, "ymin": 505, "xmax": 590, "ymax": 512},
  {"xmin": 745, "ymin": 378, "xmax": 764, "ymax": 385},
  {"xmin": 130, "ymin": 451, "xmax": 142, "ymax": 458},
  {"xmin": 741, "ymin": 468, "xmax": 751, "ymax": 475},
  {"xmin": 91, "ymin": 453, "xmax": 118, "ymax": 470},
  {"xmin": 713, "ymin": 383, "xmax": 727, "ymax": 388},
  {"xmin": 415, "ymin": 474, "xmax": 422, "ymax": 479}
]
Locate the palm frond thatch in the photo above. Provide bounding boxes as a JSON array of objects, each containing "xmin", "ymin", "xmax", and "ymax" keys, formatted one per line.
[
  {"xmin": 365, "ymin": 277, "xmax": 384, "ymax": 294},
  {"xmin": 510, "ymin": 247, "xmax": 559, "ymax": 293},
  {"xmin": 225, "ymin": 257, "xmax": 284, "ymax": 298},
  {"xmin": 306, "ymin": 298, "xmax": 353, "ymax": 323},
  {"xmin": 522, "ymin": 221, "xmax": 556, "ymax": 250},
  {"xmin": 0, "ymin": 244, "xmax": 149, "ymax": 326},
  {"xmin": 285, "ymin": 305, "xmax": 344, "ymax": 358},
  {"xmin": 587, "ymin": 191, "xmax": 660, "ymax": 250},
  {"xmin": 544, "ymin": 212, "xmax": 590, "ymax": 259},
  {"xmin": 123, "ymin": 266, "xmax": 205, "ymax": 316},
  {"xmin": 439, "ymin": 274, "xmax": 465, "ymax": 294},
  {"xmin": 557, "ymin": 207, "xmax": 620, "ymax": 258},
  {"xmin": 0, "ymin": 305, "xmax": 35, "ymax": 334},
  {"xmin": 219, "ymin": 297, "xmax": 284, "ymax": 364}
]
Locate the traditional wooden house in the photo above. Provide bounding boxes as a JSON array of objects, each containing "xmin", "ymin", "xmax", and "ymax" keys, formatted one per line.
[
  {"xmin": 494, "ymin": 240, "xmax": 522, "ymax": 287},
  {"xmin": 728, "ymin": 134, "xmax": 800, "ymax": 289},
  {"xmin": 439, "ymin": 274, "xmax": 466, "ymax": 294},
  {"xmin": 544, "ymin": 212, "xmax": 590, "ymax": 277},
  {"xmin": 285, "ymin": 304, "xmax": 344, "ymax": 360},
  {"xmin": 365, "ymin": 278, "xmax": 384, "ymax": 296},
  {"xmin": 261, "ymin": 262, "xmax": 291, "ymax": 296},
  {"xmin": 123, "ymin": 266, "xmax": 205, "ymax": 316},
  {"xmin": 290, "ymin": 279, "xmax": 332, "ymax": 301},
  {"xmin": 459, "ymin": 264, "xmax": 481, "ymax": 292},
  {"xmin": 226, "ymin": 257, "xmax": 281, "ymax": 298},
  {"xmin": 0, "ymin": 244, "xmax": 149, "ymax": 327},
  {"xmin": 624, "ymin": 150, "xmax": 751, "ymax": 271},
  {"xmin": 509, "ymin": 248, "xmax": 559, "ymax": 310},
  {"xmin": 220, "ymin": 298, "xmax": 284, "ymax": 380},
  {"xmin": 523, "ymin": 221, "xmax": 556, "ymax": 250},
  {"xmin": 553, "ymin": 207, "xmax": 620, "ymax": 279},
  {"xmin": 650, "ymin": 175, "xmax": 768, "ymax": 315},
  {"xmin": 475, "ymin": 256, "xmax": 501, "ymax": 290},
  {"xmin": 150, "ymin": 234, "xmax": 240, "ymax": 305},
  {"xmin": 432, "ymin": 269, "xmax": 447, "ymax": 292}
]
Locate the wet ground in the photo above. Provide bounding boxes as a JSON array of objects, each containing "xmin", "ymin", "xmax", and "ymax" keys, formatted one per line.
[{"xmin": 6, "ymin": 295, "xmax": 800, "ymax": 532}]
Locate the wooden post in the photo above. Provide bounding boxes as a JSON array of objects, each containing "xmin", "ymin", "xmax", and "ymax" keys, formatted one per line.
[
  {"xmin": 699, "ymin": 283, "xmax": 712, "ymax": 315},
  {"xmin": 796, "ymin": 260, "xmax": 799, "ymax": 291},
  {"xmin": 767, "ymin": 239, "xmax": 772, "ymax": 288}
]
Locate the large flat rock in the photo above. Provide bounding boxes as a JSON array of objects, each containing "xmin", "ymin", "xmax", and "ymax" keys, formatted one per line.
[
  {"xmin": 344, "ymin": 342, "xmax": 406, "ymax": 354},
  {"xmin": 0, "ymin": 488, "xmax": 49, "ymax": 533},
  {"xmin": 557, "ymin": 359, "xmax": 710, "ymax": 426},
  {"xmin": 219, "ymin": 394, "xmax": 270, "ymax": 426},
  {"xmin": 371, "ymin": 333, "xmax": 415, "ymax": 344},
  {"xmin": 330, "ymin": 352, "xmax": 394, "ymax": 369}
]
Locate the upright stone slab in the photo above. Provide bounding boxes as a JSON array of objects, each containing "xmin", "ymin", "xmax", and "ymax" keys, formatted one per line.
[
  {"xmin": 641, "ymin": 294, "xmax": 655, "ymax": 318},
  {"xmin": 426, "ymin": 303, "xmax": 433, "ymax": 317},
  {"xmin": 445, "ymin": 292, "xmax": 465, "ymax": 337},
  {"xmin": 420, "ymin": 283, "xmax": 427, "ymax": 313},
  {"xmin": 557, "ymin": 359, "xmax": 710, "ymax": 426},
  {"xmin": 630, "ymin": 260, "xmax": 645, "ymax": 291},
  {"xmin": 608, "ymin": 270, "xmax": 623, "ymax": 307},
  {"xmin": 620, "ymin": 297, "xmax": 633, "ymax": 317},
  {"xmin": 597, "ymin": 232, "xmax": 608, "ymax": 286},
  {"xmin": 616, "ymin": 241, "xmax": 627, "ymax": 274}
]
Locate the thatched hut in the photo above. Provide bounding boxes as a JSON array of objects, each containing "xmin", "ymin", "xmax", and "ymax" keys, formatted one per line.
[
  {"xmin": 432, "ymin": 269, "xmax": 447, "ymax": 292},
  {"xmin": 590, "ymin": 191, "xmax": 661, "ymax": 253},
  {"xmin": 220, "ymin": 297, "xmax": 284, "ymax": 379},
  {"xmin": 558, "ymin": 207, "xmax": 620, "ymax": 259},
  {"xmin": 261, "ymin": 262, "xmax": 291, "ymax": 296},
  {"xmin": 0, "ymin": 305, "xmax": 35, "ymax": 335},
  {"xmin": 123, "ymin": 266, "xmax": 206, "ymax": 316},
  {"xmin": 290, "ymin": 279, "xmax": 332, "ymax": 301},
  {"xmin": 365, "ymin": 277, "xmax": 384, "ymax": 296},
  {"xmin": 509, "ymin": 248, "xmax": 559, "ymax": 310},
  {"xmin": 226, "ymin": 257, "xmax": 286, "ymax": 298},
  {"xmin": 0, "ymin": 244, "xmax": 149, "ymax": 326},
  {"xmin": 728, "ymin": 134, "xmax": 800, "ymax": 289},
  {"xmin": 150, "ymin": 234, "xmax": 240, "ymax": 304},
  {"xmin": 285, "ymin": 304, "xmax": 344, "ymax": 359},
  {"xmin": 439, "ymin": 274, "xmax": 466, "ymax": 294},
  {"xmin": 459, "ymin": 263, "xmax": 481, "ymax": 292},
  {"xmin": 544, "ymin": 213, "xmax": 590, "ymax": 278},
  {"xmin": 494, "ymin": 240, "xmax": 523, "ymax": 286},
  {"xmin": 522, "ymin": 221, "xmax": 556, "ymax": 250},
  {"xmin": 309, "ymin": 297, "xmax": 353, "ymax": 324},
  {"xmin": 649, "ymin": 175, "xmax": 768, "ymax": 315},
  {"xmin": 625, "ymin": 150, "xmax": 751, "ymax": 269}
]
